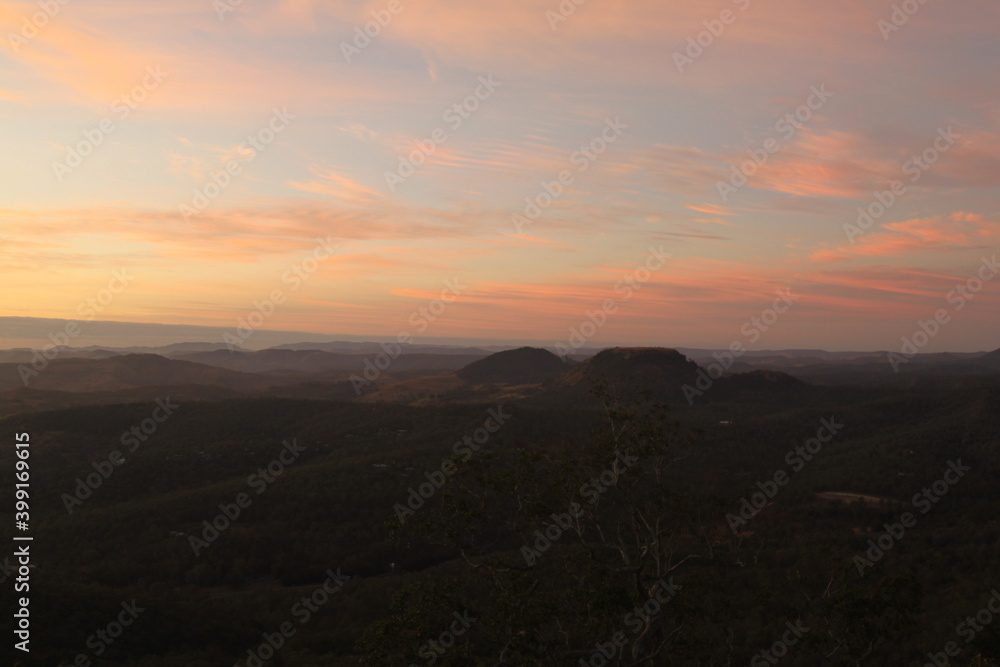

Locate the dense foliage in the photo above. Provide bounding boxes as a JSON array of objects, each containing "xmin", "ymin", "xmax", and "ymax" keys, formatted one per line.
[{"xmin": 1, "ymin": 373, "xmax": 999, "ymax": 665}]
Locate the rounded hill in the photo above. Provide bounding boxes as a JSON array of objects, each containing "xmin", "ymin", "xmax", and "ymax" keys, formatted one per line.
[{"xmin": 456, "ymin": 347, "xmax": 569, "ymax": 385}]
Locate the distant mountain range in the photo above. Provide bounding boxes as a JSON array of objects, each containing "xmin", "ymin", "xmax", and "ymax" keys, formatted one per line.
[
  {"xmin": 0, "ymin": 315, "xmax": 570, "ymax": 350},
  {"xmin": 357, "ymin": 346, "xmax": 820, "ymax": 408},
  {"xmin": 0, "ymin": 342, "xmax": 998, "ymax": 419},
  {"xmin": 0, "ymin": 354, "xmax": 270, "ymax": 393},
  {"xmin": 173, "ymin": 349, "xmax": 488, "ymax": 374}
]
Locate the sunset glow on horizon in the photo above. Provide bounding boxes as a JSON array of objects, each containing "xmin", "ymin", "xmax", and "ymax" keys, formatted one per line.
[{"xmin": 2, "ymin": 0, "xmax": 999, "ymax": 351}]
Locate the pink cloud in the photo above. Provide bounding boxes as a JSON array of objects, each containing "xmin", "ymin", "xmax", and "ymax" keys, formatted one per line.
[{"xmin": 812, "ymin": 212, "xmax": 1000, "ymax": 262}]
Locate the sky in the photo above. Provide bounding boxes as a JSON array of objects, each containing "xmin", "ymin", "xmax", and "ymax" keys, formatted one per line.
[{"xmin": 1, "ymin": 0, "xmax": 999, "ymax": 352}]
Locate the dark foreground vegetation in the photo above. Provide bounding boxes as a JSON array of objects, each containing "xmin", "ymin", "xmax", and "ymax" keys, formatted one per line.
[{"xmin": 2, "ymin": 347, "xmax": 999, "ymax": 666}]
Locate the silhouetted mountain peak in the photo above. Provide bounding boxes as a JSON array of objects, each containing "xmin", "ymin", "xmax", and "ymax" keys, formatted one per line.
[
  {"xmin": 457, "ymin": 347, "xmax": 568, "ymax": 384},
  {"xmin": 543, "ymin": 347, "xmax": 701, "ymax": 404},
  {"xmin": 558, "ymin": 347, "xmax": 697, "ymax": 381}
]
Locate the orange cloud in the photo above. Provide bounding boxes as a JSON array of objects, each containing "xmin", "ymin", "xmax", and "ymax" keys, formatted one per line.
[
  {"xmin": 288, "ymin": 167, "xmax": 385, "ymax": 206},
  {"xmin": 812, "ymin": 212, "xmax": 1000, "ymax": 262},
  {"xmin": 687, "ymin": 203, "xmax": 737, "ymax": 216}
]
